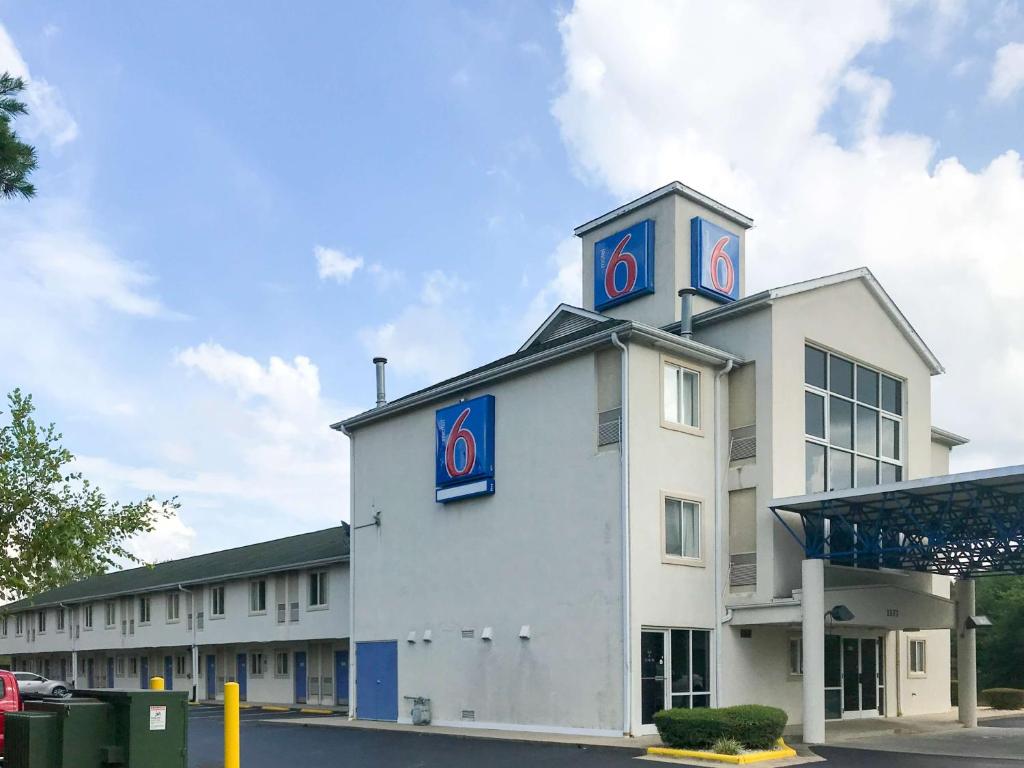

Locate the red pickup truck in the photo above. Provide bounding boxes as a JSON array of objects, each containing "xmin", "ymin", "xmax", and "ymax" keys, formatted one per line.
[{"xmin": 0, "ymin": 668, "xmax": 23, "ymax": 755}]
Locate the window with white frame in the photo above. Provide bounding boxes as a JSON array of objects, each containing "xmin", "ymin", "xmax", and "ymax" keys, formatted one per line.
[
  {"xmin": 129, "ymin": 657, "xmax": 138, "ymax": 676},
  {"xmin": 105, "ymin": 601, "xmax": 116, "ymax": 628},
  {"xmin": 250, "ymin": 652, "xmax": 266, "ymax": 678},
  {"xmin": 84, "ymin": 605, "xmax": 93, "ymax": 629},
  {"xmin": 175, "ymin": 655, "xmax": 187, "ymax": 677},
  {"xmin": 116, "ymin": 657, "xmax": 126, "ymax": 676},
  {"xmin": 274, "ymin": 652, "xmax": 289, "ymax": 677},
  {"xmin": 663, "ymin": 362, "xmax": 700, "ymax": 428},
  {"xmin": 788, "ymin": 637, "xmax": 803, "ymax": 675},
  {"xmin": 308, "ymin": 572, "xmax": 328, "ymax": 608},
  {"xmin": 805, "ymin": 345, "xmax": 903, "ymax": 493},
  {"xmin": 909, "ymin": 638, "xmax": 926, "ymax": 675},
  {"xmin": 38, "ymin": 611, "xmax": 46, "ymax": 633},
  {"xmin": 56, "ymin": 609, "xmax": 64, "ymax": 632},
  {"xmin": 249, "ymin": 580, "xmax": 266, "ymax": 614},
  {"xmin": 166, "ymin": 592, "xmax": 180, "ymax": 622},
  {"xmin": 15, "ymin": 614, "xmax": 23, "ymax": 635},
  {"xmin": 664, "ymin": 496, "xmax": 701, "ymax": 561},
  {"xmin": 1, "ymin": 616, "xmax": 7, "ymax": 637},
  {"xmin": 139, "ymin": 596, "xmax": 151, "ymax": 624},
  {"xmin": 211, "ymin": 586, "xmax": 226, "ymax": 617}
]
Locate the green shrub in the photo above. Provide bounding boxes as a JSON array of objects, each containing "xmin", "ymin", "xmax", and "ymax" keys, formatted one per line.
[
  {"xmin": 711, "ymin": 737, "xmax": 743, "ymax": 755},
  {"xmin": 982, "ymin": 688, "xmax": 1024, "ymax": 710},
  {"xmin": 653, "ymin": 705, "xmax": 788, "ymax": 750},
  {"xmin": 951, "ymin": 680, "xmax": 958, "ymax": 707}
]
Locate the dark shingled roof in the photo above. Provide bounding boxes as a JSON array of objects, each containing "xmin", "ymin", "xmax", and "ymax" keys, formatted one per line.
[{"xmin": 2, "ymin": 525, "xmax": 349, "ymax": 612}]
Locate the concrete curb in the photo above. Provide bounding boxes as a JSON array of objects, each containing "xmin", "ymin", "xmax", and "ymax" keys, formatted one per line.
[{"xmin": 648, "ymin": 740, "xmax": 797, "ymax": 764}]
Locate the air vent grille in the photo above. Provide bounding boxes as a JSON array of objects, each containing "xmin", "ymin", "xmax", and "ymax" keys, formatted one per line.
[
  {"xmin": 730, "ymin": 552, "xmax": 757, "ymax": 588},
  {"xmin": 461, "ymin": 629, "xmax": 475, "ymax": 639},
  {"xmin": 461, "ymin": 709, "xmax": 476, "ymax": 721},
  {"xmin": 598, "ymin": 408, "xmax": 621, "ymax": 446},
  {"xmin": 729, "ymin": 424, "xmax": 756, "ymax": 461}
]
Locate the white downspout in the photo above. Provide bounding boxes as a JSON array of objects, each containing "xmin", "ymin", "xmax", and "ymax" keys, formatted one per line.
[
  {"xmin": 179, "ymin": 585, "xmax": 198, "ymax": 701},
  {"xmin": 610, "ymin": 332, "xmax": 631, "ymax": 736},
  {"xmin": 714, "ymin": 359, "xmax": 735, "ymax": 706}
]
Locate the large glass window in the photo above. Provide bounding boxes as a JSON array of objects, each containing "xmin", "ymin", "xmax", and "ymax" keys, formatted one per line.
[
  {"xmin": 805, "ymin": 346, "xmax": 903, "ymax": 492},
  {"xmin": 641, "ymin": 628, "xmax": 712, "ymax": 724},
  {"xmin": 664, "ymin": 497, "xmax": 701, "ymax": 560},
  {"xmin": 663, "ymin": 363, "xmax": 699, "ymax": 428}
]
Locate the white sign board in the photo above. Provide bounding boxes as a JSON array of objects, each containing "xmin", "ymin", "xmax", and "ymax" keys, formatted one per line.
[{"xmin": 149, "ymin": 705, "xmax": 167, "ymax": 731}]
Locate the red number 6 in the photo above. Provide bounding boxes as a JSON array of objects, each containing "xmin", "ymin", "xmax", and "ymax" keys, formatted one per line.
[
  {"xmin": 604, "ymin": 233, "xmax": 638, "ymax": 299},
  {"xmin": 445, "ymin": 408, "xmax": 477, "ymax": 478},
  {"xmin": 709, "ymin": 236, "xmax": 735, "ymax": 295}
]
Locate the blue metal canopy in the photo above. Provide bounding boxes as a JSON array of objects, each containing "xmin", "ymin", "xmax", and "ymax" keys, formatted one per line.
[{"xmin": 771, "ymin": 465, "xmax": 1024, "ymax": 577}]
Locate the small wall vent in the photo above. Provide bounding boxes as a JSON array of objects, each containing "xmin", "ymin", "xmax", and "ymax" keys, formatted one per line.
[
  {"xmin": 461, "ymin": 709, "xmax": 476, "ymax": 721},
  {"xmin": 461, "ymin": 629, "xmax": 475, "ymax": 639},
  {"xmin": 729, "ymin": 424, "xmax": 756, "ymax": 462},
  {"xmin": 597, "ymin": 408, "xmax": 622, "ymax": 446}
]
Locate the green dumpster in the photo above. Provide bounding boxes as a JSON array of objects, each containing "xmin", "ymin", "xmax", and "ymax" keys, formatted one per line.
[
  {"xmin": 4, "ymin": 710, "xmax": 59, "ymax": 768},
  {"xmin": 74, "ymin": 689, "xmax": 189, "ymax": 768},
  {"xmin": 24, "ymin": 698, "xmax": 114, "ymax": 767}
]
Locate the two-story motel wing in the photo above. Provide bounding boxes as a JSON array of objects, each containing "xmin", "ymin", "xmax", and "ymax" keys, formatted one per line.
[
  {"xmin": 0, "ymin": 527, "xmax": 350, "ymax": 707},
  {"xmin": 333, "ymin": 181, "xmax": 1011, "ymax": 742}
]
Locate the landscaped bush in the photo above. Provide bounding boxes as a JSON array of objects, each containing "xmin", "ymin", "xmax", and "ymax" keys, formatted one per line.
[
  {"xmin": 982, "ymin": 688, "xmax": 1024, "ymax": 710},
  {"xmin": 653, "ymin": 704, "xmax": 788, "ymax": 750}
]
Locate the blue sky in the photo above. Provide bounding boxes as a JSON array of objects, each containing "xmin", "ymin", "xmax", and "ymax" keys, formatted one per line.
[{"xmin": 2, "ymin": 1, "xmax": 1023, "ymax": 559}]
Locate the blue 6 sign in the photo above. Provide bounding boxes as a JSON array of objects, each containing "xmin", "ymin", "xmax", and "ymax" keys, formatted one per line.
[
  {"xmin": 690, "ymin": 216, "xmax": 740, "ymax": 302},
  {"xmin": 593, "ymin": 219, "xmax": 655, "ymax": 310},
  {"xmin": 435, "ymin": 395, "xmax": 495, "ymax": 503}
]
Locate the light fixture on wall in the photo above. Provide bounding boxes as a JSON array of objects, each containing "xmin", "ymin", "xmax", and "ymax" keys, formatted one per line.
[
  {"xmin": 422, "ymin": 630, "xmax": 433, "ymax": 643},
  {"xmin": 965, "ymin": 615, "xmax": 992, "ymax": 630},
  {"xmin": 825, "ymin": 605, "xmax": 855, "ymax": 623},
  {"xmin": 407, "ymin": 631, "xmax": 417, "ymax": 643},
  {"xmin": 519, "ymin": 625, "xmax": 531, "ymax": 640},
  {"xmin": 481, "ymin": 627, "xmax": 493, "ymax": 641}
]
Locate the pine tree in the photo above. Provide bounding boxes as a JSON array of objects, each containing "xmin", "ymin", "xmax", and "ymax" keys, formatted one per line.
[{"xmin": 0, "ymin": 73, "xmax": 38, "ymax": 200}]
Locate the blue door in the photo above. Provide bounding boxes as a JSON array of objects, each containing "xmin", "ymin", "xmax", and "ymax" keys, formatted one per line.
[
  {"xmin": 335, "ymin": 651, "xmax": 349, "ymax": 705},
  {"xmin": 236, "ymin": 654, "xmax": 247, "ymax": 701},
  {"xmin": 86, "ymin": 659, "xmax": 94, "ymax": 688},
  {"xmin": 140, "ymin": 657, "xmax": 149, "ymax": 689},
  {"xmin": 294, "ymin": 652, "xmax": 306, "ymax": 704},
  {"xmin": 206, "ymin": 655, "xmax": 216, "ymax": 700},
  {"xmin": 164, "ymin": 656, "xmax": 174, "ymax": 691},
  {"xmin": 107, "ymin": 658, "xmax": 114, "ymax": 688},
  {"xmin": 356, "ymin": 641, "xmax": 398, "ymax": 721}
]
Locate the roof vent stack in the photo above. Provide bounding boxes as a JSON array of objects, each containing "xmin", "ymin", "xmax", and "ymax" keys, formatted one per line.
[
  {"xmin": 678, "ymin": 288, "xmax": 698, "ymax": 339},
  {"xmin": 373, "ymin": 357, "xmax": 388, "ymax": 408}
]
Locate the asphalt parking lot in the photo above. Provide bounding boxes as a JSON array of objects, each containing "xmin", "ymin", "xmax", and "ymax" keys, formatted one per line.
[{"xmin": 187, "ymin": 707, "xmax": 1024, "ymax": 768}]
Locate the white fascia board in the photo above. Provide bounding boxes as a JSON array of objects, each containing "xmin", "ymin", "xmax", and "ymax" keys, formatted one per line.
[
  {"xmin": 573, "ymin": 180, "xmax": 754, "ymax": 237},
  {"xmin": 931, "ymin": 426, "xmax": 970, "ymax": 446}
]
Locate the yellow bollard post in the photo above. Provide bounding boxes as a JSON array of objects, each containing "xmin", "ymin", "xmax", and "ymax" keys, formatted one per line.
[
  {"xmin": 225, "ymin": 681, "xmax": 240, "ymax": 768},
  {"xmin": 150, "ymin": 676, "xmax": 165, "ymax": 691}
]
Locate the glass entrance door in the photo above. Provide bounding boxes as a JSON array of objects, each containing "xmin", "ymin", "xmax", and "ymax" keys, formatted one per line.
[
  {"xmin": 839, "ymin": 637, "xmax": 880, "ymax": 719},
  {"xmin": 641, "ymin": 631, "xmax": 666, "ymax": 726}
]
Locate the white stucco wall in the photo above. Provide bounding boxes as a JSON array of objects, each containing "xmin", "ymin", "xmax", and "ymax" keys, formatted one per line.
[{"xmin": 348, "ymin": 350, "xmax": 625, "ymax": 734}]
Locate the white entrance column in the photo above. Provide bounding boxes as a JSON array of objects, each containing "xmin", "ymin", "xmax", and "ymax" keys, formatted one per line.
[
  {"xmin": 955, "ymin": 577, "xmax": 977, "ymax": 727},
  {"xmin": 802, "ymin": 558, "xmax": 826, "ymax": 744},
  {"xmin": 71, "ymin": 650, "xmax": 78, "ymax": 686}
]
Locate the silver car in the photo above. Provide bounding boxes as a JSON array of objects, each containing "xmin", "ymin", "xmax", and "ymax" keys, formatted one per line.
[{"xmin": 13, "ymin": 671, "xmax": 70, "ymax": 698}]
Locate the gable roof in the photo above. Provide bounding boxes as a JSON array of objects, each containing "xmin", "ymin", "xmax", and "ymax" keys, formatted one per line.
[
  {"xmin": 687, "ymin": 267, "xmax": 944, "ymax": 375},
  {"xmin": 2, "ymin": 525, "xmax": 350, "ymax": 612},
  {"xmin": 574, "ymin": 180, "xmax": 754, "ymax": 236},
  {"xmin": 518, "ymin": 304, "xmax": 609, "ymax": 352}
]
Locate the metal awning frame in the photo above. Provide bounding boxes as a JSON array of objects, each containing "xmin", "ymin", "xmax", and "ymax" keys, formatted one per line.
[{"xmin": 772, "ymin": 467, "xmax": 1024, "ymax": 577}]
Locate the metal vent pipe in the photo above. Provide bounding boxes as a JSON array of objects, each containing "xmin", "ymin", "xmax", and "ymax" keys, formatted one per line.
[
  {"xmin": 373, "ymin": 357, "xmax": 388, "ymax": 407},
  {"xmin": 678, "ymin": 288, "xmax": 698, "ymax": 338}
]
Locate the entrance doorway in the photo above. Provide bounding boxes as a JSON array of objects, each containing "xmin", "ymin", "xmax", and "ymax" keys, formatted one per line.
[
  {"xmin": 640, "ymin": 628, "xmax": 712, "ymax": 732},
  {"xmin": 825, "ymin": 635, "xmax": 884, "ymax": 720}
]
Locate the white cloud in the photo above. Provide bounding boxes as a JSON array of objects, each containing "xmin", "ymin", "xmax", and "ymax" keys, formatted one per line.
[
  {"xmin": 314, "ymin": 245, "xmax": 364, "ymax": 283},
  {"xmin": 988, "ymin": 41, "xmax": 1024, "ymax": 101},
  {"xmin": 552, "ymin": 0, "xmax": 1024, "ymax": 470},
  {"xmin": 0, "ymin": 23, "xmax": 79, "ymax": 147},
  {"xmin": 522, "ymin": 237, "xmax": 583, "ymax": 337},
  {"xmin": 368, "ymin": 262, "xmax": 404, "ymax": 290},
  {"xmin": 126, "ymin": 508, "xmax": 198, "ymax": 563},
  {"xmin": 359, "ymin": 270, "xmax": 473, "ymax": 383}
]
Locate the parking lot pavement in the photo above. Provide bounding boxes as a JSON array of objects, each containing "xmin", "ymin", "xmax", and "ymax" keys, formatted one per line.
[
  {"xmin": 982, "ymin": 717, "xmax": 1024, "ymax": 729},
  {"xmin": 814, "ymin": 747, "xmax": 1024, "ymax": 767}
]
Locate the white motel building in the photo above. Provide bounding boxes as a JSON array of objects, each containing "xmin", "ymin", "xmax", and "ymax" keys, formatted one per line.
[{"xmin": 3, "ymin": 181, "xmax": 1021, "ymax": 744}]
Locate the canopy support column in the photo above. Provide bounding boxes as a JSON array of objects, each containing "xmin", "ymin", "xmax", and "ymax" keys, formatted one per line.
[
  {"xmin": 955, "ymin": 577, "xmax": 977, "ymax": 727},
  {"xmin": 802, "ymin": 558, "xmax": 826, "ymax": 744}
]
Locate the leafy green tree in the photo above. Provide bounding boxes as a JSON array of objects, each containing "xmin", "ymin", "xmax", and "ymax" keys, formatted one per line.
[
  {"xmin": 0, "ymin": 73, "xmax": 38, "ymax": 200},
  {"xmin": 975, "ymin": 575, "xmax": 1024, "ymax": 690},
  {"xmin": 0, "ymin": 389, "xmax": 178, "ymax": 601}
]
